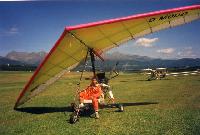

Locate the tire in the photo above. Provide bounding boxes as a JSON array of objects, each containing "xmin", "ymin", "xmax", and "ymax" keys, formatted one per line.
[
  {"xmin": 69, "ymin": 112, "xmax": 79, "ymax": 124},
  {"xmin": 118, "ymin": 104, "xmax": 124, "ymax": 112}
]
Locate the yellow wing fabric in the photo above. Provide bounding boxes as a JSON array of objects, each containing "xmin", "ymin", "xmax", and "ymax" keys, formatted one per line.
[
  {"xmin": 15, "ymin": 31, "xmax": 88, "ymax": 107},
  {"xmin": 15, "ymin": 5, "xmax": 200, "ymax": 108},
  {"xmin": 67, "ymin": 5, "xmax": 200, "ymax": 51}
]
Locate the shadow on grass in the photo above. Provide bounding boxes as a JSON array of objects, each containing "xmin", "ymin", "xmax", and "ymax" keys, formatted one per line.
[
  {"xmin": 120, "ymin": 80, "xmax": 129, "ymax": 82},
  {"xmin": 103, "ymin": 101, "xmax": 158, "ymax": 108},
  {"xmin": 15, "ymin": 106, "xmax": 73, "ymax": 114},
  {"xmin": 15, "ymin": 102, "xmax": 158, "ymax": 114},
  {"xmin": 136, "ymin": 79, "xmax": 170, "ymax": 81},
  {"xmin": 121, "ymin": 102, "xmax": 158, "ymax": 106},
  {"xmin": 136, "ymin": 79, "xmax": 151, "ymax": 81}
]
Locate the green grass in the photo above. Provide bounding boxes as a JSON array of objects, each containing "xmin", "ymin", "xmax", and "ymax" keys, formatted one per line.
[{"xmin": 0, "ymin": 71, "xmax": 200, "ymax": 135}]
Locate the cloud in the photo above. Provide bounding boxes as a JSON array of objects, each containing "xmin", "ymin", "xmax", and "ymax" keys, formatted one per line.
[
  {"xmin": 135, "ymin": 37, "xmax": 158, "ymax": 47},
  {"xmin": 6, "ymin": 27, "xmax": 19, "ymax": 34},
  {"xmin": 0, "ymin": 26, "xmax": 19, "ymax": 36},
  {"xmin": 177, "ymin": 47, "xmax": 196, "ymax": 58},
  {"xmin": 157, "ymin": 48, "xmax": 175, "ymax": 54}
]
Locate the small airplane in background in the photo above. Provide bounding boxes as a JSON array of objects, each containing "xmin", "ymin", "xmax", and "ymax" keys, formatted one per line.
[
  {"xmin": 143, "ymin": 68, "xmax": 167, "ymax": 81},
  {"xmin": 143, "ymin": 68, "xmax": 200, "ymax": 81}
]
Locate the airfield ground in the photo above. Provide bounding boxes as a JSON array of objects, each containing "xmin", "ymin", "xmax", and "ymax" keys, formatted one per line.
[{"xmin": 0, "ymin": 71, "xmax": 200, "ymax": 135}]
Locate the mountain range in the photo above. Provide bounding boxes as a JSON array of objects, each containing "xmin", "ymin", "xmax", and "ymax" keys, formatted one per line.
[
  {"xmin": 1, "ymin": 51, "xmax": 200, "ymax": 71},
  {"xmin": 0, "ymin": 56, "xmax": 23, "ymax": 65},
  {"xmin": 3, "ymin": 51, "xmax": 47, "ymax": 65}
]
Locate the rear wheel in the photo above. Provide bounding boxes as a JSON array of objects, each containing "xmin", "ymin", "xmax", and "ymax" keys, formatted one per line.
[{"xmin": 118, "ymin": 104, "xmax": 124, "ymax": 112}]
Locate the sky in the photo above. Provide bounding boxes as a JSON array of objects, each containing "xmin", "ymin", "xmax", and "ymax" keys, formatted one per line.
[{"xmin": 0, "ymin": 0, "xmax": 200, "ymax": 59}]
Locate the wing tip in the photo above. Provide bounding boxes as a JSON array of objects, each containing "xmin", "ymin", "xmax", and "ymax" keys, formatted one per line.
[
  {"xmin": 14, "ymin": 29, "xmax": 68, "ymax": 108},
  {"xmin": 14, "ymin": 101, "xmax": 20, "ymax": 109}
]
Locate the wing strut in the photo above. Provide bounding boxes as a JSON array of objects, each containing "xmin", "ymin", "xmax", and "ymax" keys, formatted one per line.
[
  {"xmin": 67, "ymin": 31, "xmax": 104, "ymax": 61},
  {"xmin": 89, "ymin": 48, "xmax": 96, "ymax": 77},
  {"xmin": 68, "ymin": 31, "xmax": 105, "ymax": 77}
]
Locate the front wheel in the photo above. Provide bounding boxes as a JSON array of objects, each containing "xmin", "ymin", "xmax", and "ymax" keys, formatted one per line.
[{"xmin": 70, "ymin": 112, "xmax": 79, "ymax": 124}]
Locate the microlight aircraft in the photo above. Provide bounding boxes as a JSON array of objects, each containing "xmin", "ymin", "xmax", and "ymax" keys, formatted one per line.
[
  {"xmin": 143, "ymin": 68, "xmax": 200, "ymax": 81},
  {"xmin": 143, "ymin": 68, "xmax": 167, "ymax": 81},
  {"xmin": 14, "ymin": 5, "xmax": 200, "ymax": 122}
]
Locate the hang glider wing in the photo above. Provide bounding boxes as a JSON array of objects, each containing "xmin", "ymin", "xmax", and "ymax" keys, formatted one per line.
[{"xmin": 14, "ymin": 5, "xmax": 200, "ymax": 108}]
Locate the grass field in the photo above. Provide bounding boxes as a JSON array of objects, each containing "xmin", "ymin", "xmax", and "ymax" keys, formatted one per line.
[{"xmin": 1, "ymin": 71, "xmax": 200, "ymax": 135}]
